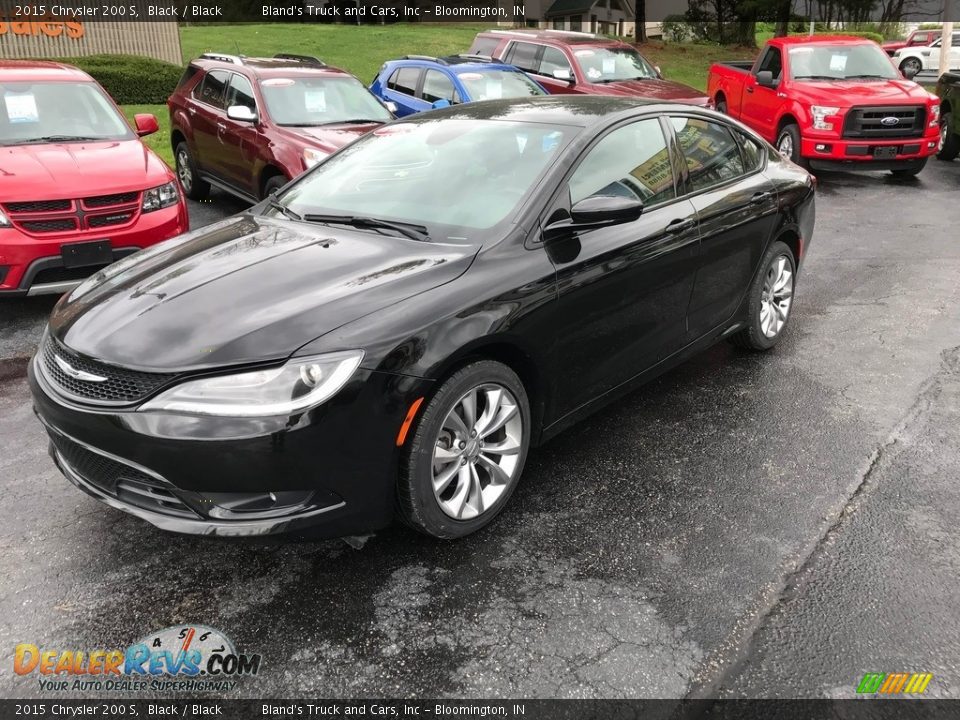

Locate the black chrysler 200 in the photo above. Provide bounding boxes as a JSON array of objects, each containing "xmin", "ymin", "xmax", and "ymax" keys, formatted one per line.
[{"xmin": 30, "ymin": 97, "xmax": 815, "ymax": 540}]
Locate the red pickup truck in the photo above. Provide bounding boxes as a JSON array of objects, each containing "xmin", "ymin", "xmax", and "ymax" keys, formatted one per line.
[
  {"xmin": 882, "ymin": 28, "xmax": 940, "ymax": 57},
  {"xmin": 707, "ymin": 36, "xmax": 941, "ymax": 176}
]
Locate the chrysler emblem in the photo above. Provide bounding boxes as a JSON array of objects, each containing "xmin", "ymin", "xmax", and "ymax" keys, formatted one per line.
[
  {"xmin": 880, "ymin": 116, "xmax": 900, "ymax": 126},
  {"xmin": 54, "ymin": 355, "xmax": 107, "ymax": 383}
]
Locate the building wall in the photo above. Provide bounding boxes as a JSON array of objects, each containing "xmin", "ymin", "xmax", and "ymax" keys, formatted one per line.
[{"xmin": 0, "ymin": 20, "xmax": 182, "ymax": 65}]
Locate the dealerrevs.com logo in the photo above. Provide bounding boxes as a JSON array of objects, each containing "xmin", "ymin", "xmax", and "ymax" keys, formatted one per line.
[{"xmin": 14, "ymin": 625, "xmax": 262, "ymax": 693}]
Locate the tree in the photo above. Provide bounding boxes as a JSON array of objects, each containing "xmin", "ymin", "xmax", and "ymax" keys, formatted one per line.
[{"xmin": 635, "ymin": 0, "xmax": 647, "ymax": 42}]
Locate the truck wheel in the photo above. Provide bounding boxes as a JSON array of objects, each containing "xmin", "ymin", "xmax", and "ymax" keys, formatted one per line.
[
  {"xmin": 716, "ymin": 96, "xmax": 728, "ymax": 114},
  {"xmin": 937, "ymin": 112, "xmax": 960, "ymax": 161},
  {"xmin": 775, "ymin": 124, "xmax": 809, "ymax": 170},
  {"xmin": 890, "ymin": 158, "xmax": 927, "ymax": 178},
  {"xmin": 175, "ymin": 142, "xmax": 209, "ymax": 201},
  {"xmin": 899, "ymin": 57, "xmax": 922, "ymax": 78}
]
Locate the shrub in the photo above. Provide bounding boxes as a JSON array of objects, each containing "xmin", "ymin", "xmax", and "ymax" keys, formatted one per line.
[
  {"xmin": 788, "ymin": 30, "xmax": 885, "ymax": 44},
  {"xmin": 663, "ymin": 15, "xmax": 692, "ymax": 43},
  {"xmin": 44, "ymin": 54, "xmax": 183, "ymax": 104}
]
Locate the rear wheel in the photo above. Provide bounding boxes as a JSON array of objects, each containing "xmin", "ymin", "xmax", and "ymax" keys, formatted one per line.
[
  {"xmin": 890, "ymin": 158, "xmax": 927, "ymax": 178},
  {"xmin": 899, "ymin": 57, "xmax": 922, "ymax": 78},
  {"xmin": 775, "ymin": 123, "xmax": 809, "ymax": 170},
  {"xmin": 937, "ymin": 111, "xmax": 960, "ymax": 161},
  {"xmin": 730, "ymin": 240, "xmax": 796, "ymax": 351},
  {"xmin": 398, "ymin": 361, "xmax": 530, "ymax": 539},
  {"xmin": 715, "ymin": 96, "xmax": 728, "ymax": 115},
  {"xmin": 175, "ymin": 142, "xmax": 209, "ymax": 201}
]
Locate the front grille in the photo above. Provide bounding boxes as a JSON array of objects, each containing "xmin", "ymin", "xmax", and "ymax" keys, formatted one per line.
[
  {"xmin": 88, "ymin": 212, "xmax": 134, "ymax": 228},
  {"xmin": 41, "ymin": 335, "xmax": 178, "ymax": 404},
  {"xmin": 843, "ymin": 105, "xmax": 925, "ymax": 139},
  {"xmin": 5, "ymin": 199, "xmax": 72, "ymax": 213},
  {"xmin": 20, "ymin": 218, "xmax": 77, "ymax": 233},
  {"xmin": 83, "ymin": 191, "xmax": 139, "ymax": 208},
  {"xmin": 51, "ymin": 433, "xmax": 197, "ymax": 518}
]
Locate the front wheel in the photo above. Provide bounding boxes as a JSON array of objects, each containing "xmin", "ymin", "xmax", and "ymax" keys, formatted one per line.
[
  {"xmin": 890, "ymin": 158, "xmax": 927, "ymax": 178},
  {"xmin": 937, "ymin": 112, "xmax": 960, "ymax": 161},
  {"xmin": 398, "ymin": 361, "xmax": 530, "ymax": 539},
  {"xmin": 899, "ymin": 57, "xmax": 922, "ymax": 78},
  {"xmin": 174, "ymin": 142, "xmax": 209, "ymax": 201},
  {"xmin": 775, "ymin": 124, "xmax": 809, "ymax": 170},
  {"xmin": 730, "ymin": 240, "xmax": 796, "ymax": 351}
]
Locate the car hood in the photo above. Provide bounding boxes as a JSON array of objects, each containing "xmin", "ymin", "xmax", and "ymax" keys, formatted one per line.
[
  {"xmin": 788, "ymin": 79, "xmax": 933, "ymax": 106},
  {"xmin": 586, "ymin": 78, "xmax": 710, "ymax": 103},
  {"xmin": 50, "ymin": 214, "xmax": 479, "ymax": 371},
  {"xmin": 0, "ymin": 139, "xmax": 172, "ymax": 201},
  {"xmin": 278, "ymin": 122, "xmax": 383, "ymax": 155}
]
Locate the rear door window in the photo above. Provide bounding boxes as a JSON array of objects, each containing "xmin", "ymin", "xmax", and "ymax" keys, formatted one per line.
[
  {"xmin": 389, "ymin": 67, "xmax": 420, "ymax": 96},
  {"xmin": 505, "ymin": 42, "xmax": 541, "ymax": 73},
  {"xmin": 194, "ymin": 70, "xmax": 230, "ymax": 109}
]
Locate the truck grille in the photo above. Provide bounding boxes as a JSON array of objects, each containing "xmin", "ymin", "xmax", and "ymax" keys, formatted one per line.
[
  {"xmin": 2, "ymin": 191, "xmax": 141, "ymax": 235},
  {"xmin": 50, "ymin": 432, "xmax": 197, "ymax": 518},
  {"xmin": 842, "ymin": 105, "xmax": 926, "ymax": 139},
  {"xmin": 41, "ymin": 335, "xmax": 178, "ymax": 405}
]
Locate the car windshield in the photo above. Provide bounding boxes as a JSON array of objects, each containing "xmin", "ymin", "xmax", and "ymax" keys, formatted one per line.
[
  {"xmin": 276, "ymin": 119, "xmax": 572, "ymax": 235},
  {"xmin": 573, "ymin": 47, "xmax": 658, "ymax": 83},
  {"xmin": 788, "ymin": 44, "xmax": 899, "ymax": 80},
  {"xmin": 260, "ymin": 76, "xmax": 392, "ymax": 126},
  {"xmin": 455, "ymin": 69, "xmax": 545, "ymax": 100},
  {"xmin": 0, "ymin": 81, "xmax": 132, "ymax": 144}
]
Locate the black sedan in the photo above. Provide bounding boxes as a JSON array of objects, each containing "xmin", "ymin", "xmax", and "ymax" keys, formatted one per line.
[{"xmin": 29, "ymin": 97, "xmax": 816, "ymax": 540}]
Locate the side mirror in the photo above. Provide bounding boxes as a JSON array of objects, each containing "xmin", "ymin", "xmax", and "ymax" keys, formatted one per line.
[
  {"xmin": 431, "ymin": 99, "xmax": 451, "ymax": 109},
  {"xmin": 226, "ymin": 105, "xmax": 257, "ymax": 122},
  {"xmin": 133, "ymin": 113, "xmax": 159, "ymax": 137},
  {"xmin": 384, "ymin": 100, "xmax": 398, "ymax": 114},
  {"xmin": 654, "ymin": 65, "xmax": 663, "ymax": 77},
  {"xmin": 571, "ymin": 195, "xmax": 644, "ymax": 225},
  {"xmin": 755, "ymin": 70, "xmax": 776, "ymax": 88},
  {"xmin": 552, "ymin": 68, "xmax": 573, "ymax": 81}
]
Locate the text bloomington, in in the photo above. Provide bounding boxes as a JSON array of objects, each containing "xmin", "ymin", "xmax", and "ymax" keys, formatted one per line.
[{"xmin": 263, "ymin": 3, "xmax": 525, "ymax": 18}]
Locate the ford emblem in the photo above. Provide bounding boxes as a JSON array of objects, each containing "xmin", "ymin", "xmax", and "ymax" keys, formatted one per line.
[{"xmin": 880, "ymin": 116, "xmax": 900, "ymax": 126}]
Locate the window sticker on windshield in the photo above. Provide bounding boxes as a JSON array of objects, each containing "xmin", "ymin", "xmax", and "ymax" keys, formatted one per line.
[
  {"xmin": 586, "ymin": 67, "xmax": 602, "ymax": 80},
  {"xmin": 304, "ymin": 90, "xmax": 327, "ymax": 113},
  {"xmin": 262, "ymin": 78, "xmax": 295, "ymax": 87},
  {"xmin": 602, "ymin": 58, "xmax": 616, "ymax": 74},
  {"xmin": 574, "ymin": 49, "xmax": 595, "ymax": 57},
  {"xmin": 4, "ymin": 92, "xmax": 39, "ymax": 124},
  {"xmin": 459, "ymin": 73, "xmax": 483, "ymax": 81},
  {"xmin": 829, "ymin": 54, "xmax": 848, "ymax": 72},
  {"xmin": 485, "ymin": 78, "xmax": 503, "ymax": 99}
]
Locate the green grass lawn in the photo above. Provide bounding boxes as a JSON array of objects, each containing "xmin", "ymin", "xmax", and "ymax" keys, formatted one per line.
[{"xmin": 125, "ymin": 24, "xmax": 754, "ymax": 170}]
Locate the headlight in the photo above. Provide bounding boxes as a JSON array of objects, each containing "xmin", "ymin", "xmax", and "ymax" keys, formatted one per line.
[
  {"xmin": 303, "ymin": 147, "xmax": 327, "ymax": 169},
  {"xmin": 0, "ymin": 208, "xmax": 11, "ymax": 228},
  {"xmin": 810, "ymin": 105, "xmax": 841, "ymax": 131},
  {"xmin": 139, "ymin": 350, "xmax": 364, "ymax": 417},
  {"xmin": 141, "ymin": 181, "xmax": 179, "ymax": 212},
  {"xmin": 930, "ymin": 103, "xmax": 941, "ymax": 126}
]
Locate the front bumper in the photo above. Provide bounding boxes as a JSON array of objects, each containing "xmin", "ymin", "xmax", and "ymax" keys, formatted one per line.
[
  {"xmin": 800, "ymin": 135, "xmax": 940, "ymax": 165},
  {"xmin": 29, "ymin": 353, "xmax": 425, "ymax": 538},
  {"xmin": 0, "ymin": 201, "xmax": 188, "ymax": 297}
]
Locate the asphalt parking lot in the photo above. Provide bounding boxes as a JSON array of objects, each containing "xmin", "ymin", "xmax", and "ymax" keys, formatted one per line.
[{"xmin": 2, "ymin": 163, "xmax": 959, "ymax": 699}]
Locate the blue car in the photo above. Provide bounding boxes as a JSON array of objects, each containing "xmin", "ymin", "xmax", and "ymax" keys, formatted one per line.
[{"xmin": 370, "ymin": 55, "xmax": 546, "ymax": 116}]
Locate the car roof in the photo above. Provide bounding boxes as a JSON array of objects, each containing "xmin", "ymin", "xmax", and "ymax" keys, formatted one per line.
[
  {"xmin": 192, "ymin": 53, "xmax": 355, "ymax": 79},
  {"xmin": 768, "ymin": 35, "xmax": 880, "ymax": 47},
  {"xmin": 476, "ymin": 28, "xmax": 629, "ymax": 48},
  {"xmin": 398, "ymin": 95, "xmax": 691, "ymax": 128},
  {"xmin": 0, "ymin": 59, "xmax": 93, "ymax": 82},
  {"xmin": 384, "ymin": 55, "xmax": 523, "ymax": 73}
]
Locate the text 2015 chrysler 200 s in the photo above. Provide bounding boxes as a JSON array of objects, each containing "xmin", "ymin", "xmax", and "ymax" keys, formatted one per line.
[{"xmin": 30, "ymin": 97, "xmax": 816, "ymax": 540}]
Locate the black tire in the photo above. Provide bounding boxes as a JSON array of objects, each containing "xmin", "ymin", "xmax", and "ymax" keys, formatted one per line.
[
  {"xmin": 262, "ymin": 174, "xmax": 287, "ymax": 199},
  {"xmin": 730, "ymin": 240, "xmax": 797, "ymax": 352},
  {"xmin": 890, "ymin": 158, "xmax": 927, "ymax": 178},
  {"xmin": 937, "ymin": 111, "xmax": 960, "ymax": 161},
  {"xmin": 715, "ymin": 96, "xmax": 728, "ymax": 115},
  {"xmin": 398, "ymin": 360, "xmax": 531, "ymax": 539},
  {"xmin": 775, "ymin": 123, "xmax": 809, "ymax": 170},
  {"xmin": 174, "ymin": 142, "xmax": 209, "ymax": 201},
  {"xmin": 899, "ymin": 57, "xmax": 922, "ymax": 78}
]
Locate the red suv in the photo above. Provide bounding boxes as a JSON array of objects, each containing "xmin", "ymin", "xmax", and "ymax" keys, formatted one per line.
[
  {"xmin": 168, "ymin": 53, "xmax": 393, "ymax": 203},
  {"xmin": 0, "ymin": 61, "xmax": 188, "ymax": 297},
  {"xmin": 469, "ymin": 29, "xmax": 710, "ymax": 105}
]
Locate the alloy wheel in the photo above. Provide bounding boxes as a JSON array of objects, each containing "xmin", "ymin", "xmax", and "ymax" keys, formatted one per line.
[
  {"xmin": 760, "ymin": 254, "xmax": 793, "ymax": 338},
  {"xmin": 941, "ymin": 118, "xmax": 949, "ymax": 151},
  {"xmin": 431, "ymin": 383, "xmax": 523, "ymax": 520},
  {"xmin": 176, "ymin": 149, "xmax": 193, "ymax": 193},
  {"xmin": 777, "ymin": 133, "xmax": 794, "ymax": 161}
]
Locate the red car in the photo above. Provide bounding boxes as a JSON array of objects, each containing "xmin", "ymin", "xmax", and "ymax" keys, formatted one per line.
[
  {"xmin": 468, "ymin": 29, "xmax": 710, "ymax": 106},
  {"xmin": 707, "ymin": 36, "xmax": 941, "ymax": 176},
  {"xmin": 882, "ymin": 28, "xmax": 941, "ymax": 57},
  {"xmin": 0, "ymin": 61, "xmax": 188, "ymax": 297},
  {"xmin": 168, "ymin": 53, "xmax": 393, "ymax": 204}
]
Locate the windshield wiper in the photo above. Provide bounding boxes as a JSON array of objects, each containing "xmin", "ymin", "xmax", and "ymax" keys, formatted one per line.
[
  {"xmin": 18, "ymin": 135, "xmax": 99, "ymax": 144},
  {"xmin": 302, "ymin": 213, "xmax": 429, "ymax": 242},
  {"xmin": 792, "ymin": 75, "xmax": 841, "ymax": 80},
  {"xmin": 266, "ymin": 192, "xmax": 302, "ymax": 222},
  {"xmin": 844, "ymin": 74, "xmax": 891, "ymax": 79}
]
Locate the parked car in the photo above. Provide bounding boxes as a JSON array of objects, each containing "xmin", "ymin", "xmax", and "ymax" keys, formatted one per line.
[
  {"xmin": 893, "ymin": 31, "xmax": 960, "ymax": 78},
  {"xmin": 168, "ymin": 52, "xmax": 393, "ymax": 204},
  {"xmin": 468, "ymin": 29, "xmax": 711, "ymax": 105},
  {"xmin": 936, "ymin": 70, "xmax": 960, "ymax": 160},
  {"xmin": 369, "ymin": 54, "xmax": 546, "ymax": 116},
  {"xmin": 708, "ymin": 36, "xmax": 942, "ymax": 176},
  {"xmin": 882, "ymin": 28, "xmax": 941, "ymax": 57},
  {"xmin": 31, "ymin": 97, "xmax": 815, "ymax": 540},
  {"xmin": 0, "ymin": 61, "xmax": 187, "ymax": 297}
]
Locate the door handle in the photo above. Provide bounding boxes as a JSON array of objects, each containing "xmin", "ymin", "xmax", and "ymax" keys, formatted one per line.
[
  {"xmin": 750, "ymin": 191, "xmax": 773, "ymax": 204},
  {"xmin": 746, "ymin": 86, "xmax": 754, "ymax": 93},
  {"xmin": 188, "ymin": 107, "xmax": 196, "ymax": 115},
  {"xmin": 666, "ymin": 218, "xmax": 696, "ymax": 234},
  {"xmin": 217, "ymin": 123, "xmax": 227, "ymax": 131}
]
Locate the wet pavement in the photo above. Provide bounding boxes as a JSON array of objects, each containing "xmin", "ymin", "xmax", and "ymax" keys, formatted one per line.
[{"xmin": 1, "ymin": 162, "xmax": 959, "ymax": 699}]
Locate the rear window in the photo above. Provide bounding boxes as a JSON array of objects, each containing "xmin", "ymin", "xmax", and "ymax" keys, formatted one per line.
[{"xmin": 176, "ymin": 65, "xmax": 201, "ymax": 91}]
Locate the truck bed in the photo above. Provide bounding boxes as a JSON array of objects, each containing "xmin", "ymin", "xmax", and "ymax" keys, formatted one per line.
[{"xmin": 713, "ymin": 61, "xmax": 755, "ymax": 72}]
